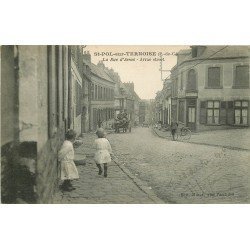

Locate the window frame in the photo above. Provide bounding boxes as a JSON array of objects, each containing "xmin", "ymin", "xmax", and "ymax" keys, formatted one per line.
[
  {"xmin": 234, "ymin": 100, "xmax": 249, "ymax": 125},
  {"xmin": 180, "ymin": 72, "xmax": 184, "ymax": 90},
  {"xmin": 205, "ymin": 65, "xmax": 223, "ymax": 89},
  {"xmin": 186, "ymin": 69, "xmax": 197, "ymax": 92},
  {"xmin": 206, "ymin": 100, "xmax": 220, "ymax": 125},
  {"xmin": 233, "ymin": 64, "xmax": 249, "ymax": 89}
]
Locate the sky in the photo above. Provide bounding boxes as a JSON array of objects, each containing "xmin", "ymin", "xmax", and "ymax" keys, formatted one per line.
[{"xmin": 87, "ymin": 45, "xmax": 189, "ymax": 99}]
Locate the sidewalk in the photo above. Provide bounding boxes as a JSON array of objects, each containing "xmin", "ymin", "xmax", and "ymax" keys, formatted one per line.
[
  {"xmin": 53, "ymin": 133, "xmax": 163, "ymax": 204},
  {"xmin": 153, "ymin": 127, "xmax": 250, "ymax": 151}
]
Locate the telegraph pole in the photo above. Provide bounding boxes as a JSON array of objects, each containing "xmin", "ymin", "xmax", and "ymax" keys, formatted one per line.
[{"xmin": 159, "ymin": 53, "xmax": 171, "ymax": 81}]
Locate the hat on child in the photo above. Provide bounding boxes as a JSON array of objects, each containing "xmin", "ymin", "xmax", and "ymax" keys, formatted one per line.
[{"xmin": 96, "ymin": 128, "xmax": 106, "ymax": 138}]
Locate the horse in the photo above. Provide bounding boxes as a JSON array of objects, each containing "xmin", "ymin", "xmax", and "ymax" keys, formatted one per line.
[{"xmin": 114, "ymin": 119, "xmax": 131, "ymax": 133}]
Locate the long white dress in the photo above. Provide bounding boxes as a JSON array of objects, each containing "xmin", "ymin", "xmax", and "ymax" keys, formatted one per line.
[
  {"xmin": 58, "ymin": 140, "xmax": 79, "ymax": 180},
  {"xmin": 94, "ymin": 138, "xmax": 112, "ymax": 164}
]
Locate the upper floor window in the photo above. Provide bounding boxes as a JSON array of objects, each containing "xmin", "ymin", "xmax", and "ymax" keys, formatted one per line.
[
  {"xmin": 187, "ymin": 69, "xmax": 197, "ymax": 91},
  {"xmin": 91, "ymin": 83, "xmax": 94, "ymax": 100},
  {"xmin": 175, "ymin": 78, "xmax": 178, "ymax": 95},
  {"xmin": 208, "ymin": 67, "xmax": 221, "ymax": 88},
  {"xmin": 171, "ymin": 79, "xmax": 178, "ymax": 97},
  {"xmin": 235, "ymin": 65, "xmax": 249, "ymax": 88},
  {"xmin": 95, "ymin": 85, "xmax": 98, "ymax": 100},
  {"xmin": 180, "ymin": 72, "xmax": 183, "ymax": 90}
]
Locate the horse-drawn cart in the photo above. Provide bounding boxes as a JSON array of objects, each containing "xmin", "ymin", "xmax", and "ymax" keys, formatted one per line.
[{"xmin": 101, "ymin": 118, "xmax": 131, "ymax": 133}]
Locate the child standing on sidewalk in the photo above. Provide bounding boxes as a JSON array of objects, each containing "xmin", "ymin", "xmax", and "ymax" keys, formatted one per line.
[
  {"xmin": 58, "ymin": 129, "xmax": 79, "ymax": 191},
  {"xmin": 94, "ymin": 128, "xmax": 113, "ymax": 178}
]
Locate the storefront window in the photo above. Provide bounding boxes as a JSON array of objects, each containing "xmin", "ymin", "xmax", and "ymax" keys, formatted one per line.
[
  {"xmin": 207, "ymin": 101, "xmax": 220, "ymax": 124},
  {"xmin": 234, "ymin": 101, "xmax": 248, "ymax": 125}
]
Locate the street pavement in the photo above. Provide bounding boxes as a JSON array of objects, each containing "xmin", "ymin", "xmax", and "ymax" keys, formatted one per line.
[
  {"xmin": 53, "ymin": 132, "xmax": 163, "ymax": 204},
  {"xmin": 54, "ymin": 127, "xmax": 250, "ymax": 204},
  {"xmin": 108, "ymin": 127, "xmax": 250, "ymax": 204},
  {"xmin": 154, "ymin": 127, "xmax": 250, "ymax": 150}
]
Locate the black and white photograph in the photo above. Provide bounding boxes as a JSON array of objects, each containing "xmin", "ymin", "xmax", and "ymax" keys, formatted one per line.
[
  {"xmin": 1, "ymin": 1, "xmax": 250, "ymax": 249},
  {"xmin": 1, "ymin": 45, "xmax": 250, "ymax": 204}
]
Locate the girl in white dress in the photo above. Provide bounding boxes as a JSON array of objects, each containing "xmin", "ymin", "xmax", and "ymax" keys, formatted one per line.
[
  {"xmin": 58, "ymin": 129, "xmax": 79, "ymax": 191},
  {"xmin": 94, "ymin": 128, "xmax": 113, "ymax": 177}
]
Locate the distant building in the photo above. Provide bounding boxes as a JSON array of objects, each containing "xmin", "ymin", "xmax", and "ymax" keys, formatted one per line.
[
  {"xmin": 170, "ymin": 46, "xmax": 250, "ymax": 131},
  {"xmin": 83, "ymin": 56, "xmax": 116, "ymax": 131},
  {"xmin": 154, "ymin": 79, "xmax": 172, "ymax": 125},
  {"xmin": 123, "ymin": 82, "xmax": 141, "ymax": 125},
  {"xmin": 139, "ymin": 99, "xmax": 155, "ymax": 125},
  {"xmin": 95, "ymin": 62, "xmax": 141, "ymax": 127}
]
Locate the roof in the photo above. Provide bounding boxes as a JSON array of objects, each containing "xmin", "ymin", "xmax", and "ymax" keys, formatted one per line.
[
  {"xmin": 176, "ymin": 46, "xmax": 249, "ymax": 66},
  {"xmin": 177, "ymin": 49, "xmax": 191, "ymax": 55},
  {"xmin": 123, "ymin": 82, "xmax": 141, "ymax": 101},
  {"xmin": 83, "ymin": 58, "xmax": 115, "ymax": 83},
  {"xmin": 115, "ymin": 82, "xmax": 133, "ymax": 98}
]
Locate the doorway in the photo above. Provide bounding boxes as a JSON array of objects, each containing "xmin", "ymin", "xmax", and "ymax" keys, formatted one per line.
[{"xmin": 186, "ymin": 99, "xmax": 197, "ymax": 131}]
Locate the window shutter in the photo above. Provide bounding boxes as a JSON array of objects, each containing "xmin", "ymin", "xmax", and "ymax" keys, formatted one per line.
[
  {"xmin": 220, "ymin": 101, "xmax": 227, "ymax": 124},
  {"xmin": 200, "ymin": 101, "xmax": 207, "ymax": 124},
  {"xmin": 227, "ymin": 101, "xmax": 234, "ymax": 125}
]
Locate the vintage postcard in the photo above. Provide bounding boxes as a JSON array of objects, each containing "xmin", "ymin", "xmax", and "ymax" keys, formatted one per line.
[{"xmin": 1, "ymin": 45, "xmax": 250, "ymax": 204}]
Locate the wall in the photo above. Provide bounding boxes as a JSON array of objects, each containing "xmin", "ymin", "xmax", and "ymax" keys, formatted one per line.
[
  {"xmin": 1, "ymin": 46, "xmax": 18, "ymax": 146},
  {"xmin": 1, "ymin": 46, "xmax": 38, "ymax": 203},
  {"xmin": 18, "ymin": 46, "xmax": 39, "ymax": 142},
  {"xmin": 1, "ymin": 46, "xmax": 20, "ymax": 203},
  {"xmin": 90, "ymin": 74, "xmax": 115, "ymax": 130},
  {"xmin": 71, "ymin": 59, "xmax": 82, "ymax": 135},
  {"xmin": 175, "ymin": 57, "xmax": 250, "ymax": 131},
  {"xmin": 37, "ymin": 46, "xmax": 49, "ymax": 151},
  {"xmin": 35, "ymin": 46, "xmax": 63, "ymax": 203}
]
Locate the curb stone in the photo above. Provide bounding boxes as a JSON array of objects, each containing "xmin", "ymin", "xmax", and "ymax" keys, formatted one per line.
[
  {"xmin": 152, "ymin": 127, "xmax": 250, "ymax": 152},
  {"xmin": 53, "ymin": 132, "xmax": 165, "ymax": 204},
  {"xmin": 112, "ymin": 158, "xmax": 165, "ymax": 204}
]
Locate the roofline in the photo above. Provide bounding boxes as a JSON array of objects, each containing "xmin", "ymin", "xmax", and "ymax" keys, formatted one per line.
[
  {"xmin": 178, "ymin": 55, "xmax": 249, "ymax": 68},
  {"xmin": 91, "ymin": 71, "xmax": 116, "ymax": 85}
]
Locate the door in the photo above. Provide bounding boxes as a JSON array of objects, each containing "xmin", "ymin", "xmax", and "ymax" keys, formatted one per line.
[{"xmin": 186, "ymin": 99, "xmax": 197, "ymax": 131}]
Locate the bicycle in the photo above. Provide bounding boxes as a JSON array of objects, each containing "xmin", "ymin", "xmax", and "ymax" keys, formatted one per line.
[{"xmin": 175, "ymin": 125, "xmax": 191, "ymax": 141}]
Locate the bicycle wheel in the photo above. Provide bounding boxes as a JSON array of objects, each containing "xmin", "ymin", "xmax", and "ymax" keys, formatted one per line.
[{"xmin": 182, "ymin": 128, "xmax": 191, "ymax": 140}]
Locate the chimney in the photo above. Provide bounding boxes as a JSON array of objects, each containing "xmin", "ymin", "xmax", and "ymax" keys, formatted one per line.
[
  {"xmin": 83, "ymin": 51, "xmax": 91, "ymax": 63},
  {"xmin": 190, "ymin": 46, "xmax": 206, "ymax": 58},
  {"xmin": 197, "ymin": 46, "xmax": 206, "ymax": 56},
  {"xmin": 125, "ymin": 82, "xmax": 134, "ymax": 92},
  {"xmin": 97, "ymin": 60, "xmax": 105, "ymax": 69}
]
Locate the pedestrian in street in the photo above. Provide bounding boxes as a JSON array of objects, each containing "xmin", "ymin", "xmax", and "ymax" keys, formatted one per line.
[
  {"xmin": 170, "ymin": 120, "xmax": 178, "ymax": 141},
  {"xmin": 98, "ymin": 119, "xmax": 102, "ymax": 128},
  {"xmin": 58, "ymin": 129, "xmax": 79, "ymax": 191},
  {"xmin": 94, "ymin": 128, "xmax": 113, "ymax": 178}
]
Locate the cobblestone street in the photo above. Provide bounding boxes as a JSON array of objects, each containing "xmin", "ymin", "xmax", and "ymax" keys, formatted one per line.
[
  {"xmin": 53, "ymin": 132, "xmax": 163, "ymax": 204},
  {"xmin": 109, "ymin": 127, "xmax": 250, "ymax": 204},
  {"xmin": 153, "ymin": 127, "xmax": 250, "ymax": 151},
  {"xmin": 54, "ymin": 127, "xmax": 250, "ymax": 204}
]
